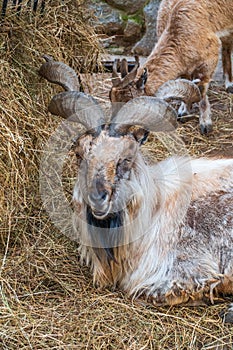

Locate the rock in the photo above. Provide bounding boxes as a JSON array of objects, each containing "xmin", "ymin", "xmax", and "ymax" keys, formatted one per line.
[
  {"xmin": 85, "ymin": 0, "xmax": 161, "ymax": 54},
  {"xmin": 107, "ymin": 46, "xmax": 126, "ymax": 55},
  {"xmin": 132, "ymin": 0, "xmax": 160, "ymax": 55},
  {"xmin": 88, "ymin": 0, "xmax": 124, "ymax": 35},
  {"xmin": 123, "ymin": 19, "xmax": 142, "ymax": 42},
  {"xmin": 105, "ymin": 0, "xmax": 148, "ymax": 15}
]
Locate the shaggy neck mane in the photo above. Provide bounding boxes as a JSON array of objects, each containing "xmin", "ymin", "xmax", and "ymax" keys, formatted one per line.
[
  {"xmin": 76, "ymin": 154, "xmax": 195, "ymax": 291},
  {"xmin": 86, "ymin": 205, "xmax": 124, "ymax": 263},
  {"xmin": 77, "ymin": 154, "xmax": 157, "ymax": 288}
]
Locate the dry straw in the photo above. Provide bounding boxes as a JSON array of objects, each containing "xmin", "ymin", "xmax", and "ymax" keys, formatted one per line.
[{"xmin": 0, "ymin": 1, "xmax": 233, "ymax": 348}]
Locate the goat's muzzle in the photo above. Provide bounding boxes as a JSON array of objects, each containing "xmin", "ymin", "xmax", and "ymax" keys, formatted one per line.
[{"xmin": 88, "ymin": 182, "xmax": 112, "ymax": 219}]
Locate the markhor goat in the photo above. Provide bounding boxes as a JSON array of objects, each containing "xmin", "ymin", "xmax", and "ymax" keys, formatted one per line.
[
  {"xmin": 40, "ymin": 57, "xmax": 233, "ymax": 322},
  {"xmin": 110, "ymin": 0, "xmax": 233, "ymax": 134}
]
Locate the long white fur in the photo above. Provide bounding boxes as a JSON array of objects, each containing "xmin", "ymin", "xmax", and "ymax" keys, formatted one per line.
[{"xmin": 74, "ymin": 153, "xmax": 233, "ymax": 298}]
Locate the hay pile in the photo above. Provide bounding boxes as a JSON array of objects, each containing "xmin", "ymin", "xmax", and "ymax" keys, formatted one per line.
[{"xmin": 0, "ymin": 2, "xmax": 233, "ymax": 348}]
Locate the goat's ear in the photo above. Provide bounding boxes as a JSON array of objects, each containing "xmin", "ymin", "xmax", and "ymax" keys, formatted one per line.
[
  {"xmin": 132, "ymin": 128, "xmax": 149, "ymax": 145},
  {"xmin": 136, "ymin": 68, "xmax": 147, "ymax": 90}
]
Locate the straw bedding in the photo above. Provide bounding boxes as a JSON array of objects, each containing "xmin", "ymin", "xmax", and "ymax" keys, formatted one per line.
[{"xmin": 0, "ymin": 1, "xmax": 233, "ymax": 349}]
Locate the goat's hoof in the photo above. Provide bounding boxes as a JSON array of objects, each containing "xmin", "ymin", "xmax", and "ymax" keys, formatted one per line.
[
  {"xmin": 200, "ymin": 123, "xmax": 213, "ymax": 135},
  {"xmin": 226, "ymin": 85, "xmax": 233, "ymax": 94},
  {"xmin": 219, "ymin": 304, "xmax": 233, "ymax": 323}
]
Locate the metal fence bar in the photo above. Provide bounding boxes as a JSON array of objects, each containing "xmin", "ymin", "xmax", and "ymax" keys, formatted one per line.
[
  {"xmin": 1, "ymin": 0, "xmax": 8, "ymax": 18},
  {"xmin": 32, "ymin": 0, "xmax": 38, "ymax": 12},
  {"xmin": 1, "ymin": 0, "xmax": 45, "ymax": 18}
]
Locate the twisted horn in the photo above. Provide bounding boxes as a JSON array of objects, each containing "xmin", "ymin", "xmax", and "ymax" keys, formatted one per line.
[
  {"xmin": 111, "ymin": 56, "xmax": 140, "ymax": 88},
  {"xmin": 38, "ymin": 55, "xmax": 80, "ymax": 92},
  {"xmin": 155, "ymin": 79, "xmax": 201, "ymax": 104},
  {"xmin": 109, "ymin": 96, "xmax": 177, "ymax": 136},
  {"xmin": 120, "ymin": 55, "xmax": 140, "ymax": 89},
  {"xmin": 120, "ymin": 58, "xmax": 128, "ymax": 78},
  {"xmin": 112, "ymin": 59, "xmax": 121, "ymax": 87},
  {"xmin": 49, "ymin": 91, "xmax": 105, "ymax": 134}
]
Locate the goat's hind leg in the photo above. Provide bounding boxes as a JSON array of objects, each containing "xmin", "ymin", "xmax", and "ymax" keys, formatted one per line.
[
  {"xmin": 195, "ymin": 34, "xmax": 220, "ymax": 134},
  {"xmin": 221, "ymin": 36, "xmax": 233, "ymax": 93}
]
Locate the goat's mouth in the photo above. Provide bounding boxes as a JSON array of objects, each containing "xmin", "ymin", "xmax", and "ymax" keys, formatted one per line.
[{"xmin": 91, "ymin": 202, "xmax": 112, "ymax": 220}]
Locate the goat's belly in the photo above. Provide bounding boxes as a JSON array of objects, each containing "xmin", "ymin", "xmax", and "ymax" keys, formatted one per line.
[
  {"xmin": 185, "ymin": 192, "xmax": 233, "ymax": 238},
  {"xmin": 162, "ymin": 192, "xmax": 233, "ymax": 305},
  {"xmin": 149, "ymin": 244, "xmax": 233, "ymax": 307},
  {"xmin": 141, "ymin": 192, "xmax": 233, "ymax": 306}
]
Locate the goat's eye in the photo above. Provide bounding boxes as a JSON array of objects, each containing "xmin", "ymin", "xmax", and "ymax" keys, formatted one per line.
[
  {"xmin": 121, "ymin": 159, "xmax": 132, "ymax": 167},
  {"xmin": 116, "ymin": 159, "xmax": 132, "ymax": 178}
]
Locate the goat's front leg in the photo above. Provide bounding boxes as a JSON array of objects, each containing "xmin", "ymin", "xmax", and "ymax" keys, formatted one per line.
[
  {"xmin": 199, "ymin": 83, "xmax": 212, "ymax": 134},
  {"xmin": 151, "ymin": 277, "xmax": 220, "ymax": 307},
  {"xmin": 221, "ymin": 36, "xmax": 233, "ymax": 94},
  {"xmin": 221, "ymin": 37, "xmax": 233, "ymax": 94}
]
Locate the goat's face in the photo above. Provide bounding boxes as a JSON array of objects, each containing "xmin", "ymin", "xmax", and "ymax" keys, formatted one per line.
[
  {"xmin": 110, "ymin": 57, "xmax": 147, "ymax": 116},
  {"xmin": 110, "ymin": 83, "xmax": 145, "ymax": 118},
  {"xmin": 109, "ymin": 58, "xmax": 201, "ymax": 119},
  {"xmin": 38, "ymin": 55, "xmax": 199, "ymax": 220},
  {"xmin": 110, "ymin": 85, "xmax": 140, "ymax": 105},
  {"xmin": 75, "ymin": 131, "xmax": 139, "ymax": 220}
]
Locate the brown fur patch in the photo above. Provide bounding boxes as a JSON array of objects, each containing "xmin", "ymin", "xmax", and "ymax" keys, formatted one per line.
[{"xmin": 217, "ymin": 275, "xmax": 233, "ymax": 295}]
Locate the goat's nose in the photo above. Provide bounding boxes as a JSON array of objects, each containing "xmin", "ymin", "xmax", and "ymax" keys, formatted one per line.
[{"xmin": 88, "ymin": 189, "xmax": 109, "ymax": 205}]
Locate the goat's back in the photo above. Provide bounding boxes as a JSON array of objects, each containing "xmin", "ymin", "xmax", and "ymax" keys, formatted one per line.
[{"xmin": 157, "ymin": 0, "xmax": 233, "ymax": 38}]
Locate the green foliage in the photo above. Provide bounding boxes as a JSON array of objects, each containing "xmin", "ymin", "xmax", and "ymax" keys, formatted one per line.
[{"xmin": 121, "ymin": 10, "xmax": 144, "ymax": 26}]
